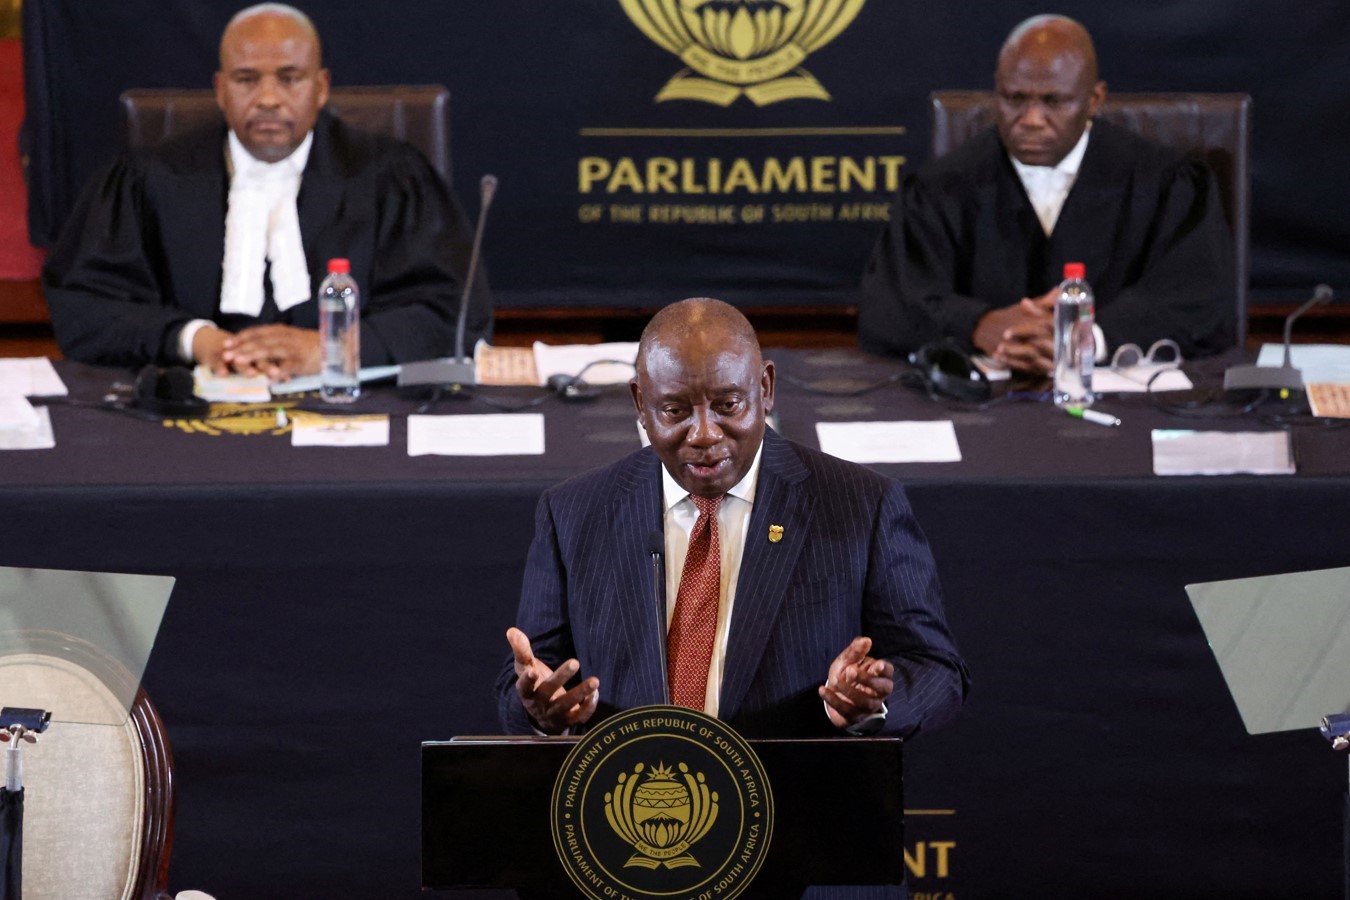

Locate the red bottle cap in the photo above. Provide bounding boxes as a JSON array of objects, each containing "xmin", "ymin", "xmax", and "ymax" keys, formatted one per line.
[
  {"xmin": 327, "ymin": 258, "xmax": 351, "ymax": 274},
  {"xmin": 1063, "ymin": 262, "xmax": 1086, "ymax": 280}
]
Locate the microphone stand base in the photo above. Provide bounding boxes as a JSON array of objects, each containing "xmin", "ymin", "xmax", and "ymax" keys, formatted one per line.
[
  {"xmin": 1223, "ymin": 365, "xmax": 1305, "ymax": 393},
  {"xmin": 397, "ymin": 358, "xmax": 477, "ymax": 390}
]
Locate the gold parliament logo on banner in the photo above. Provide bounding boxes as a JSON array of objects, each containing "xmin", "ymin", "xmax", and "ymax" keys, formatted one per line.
[
  {"xmin": 619, "ymin": 0, "xmax": 866, "ymax": 106},
  {"xmin": 551, "ymin": 705, "xmax": 773, "ymax": 899}
]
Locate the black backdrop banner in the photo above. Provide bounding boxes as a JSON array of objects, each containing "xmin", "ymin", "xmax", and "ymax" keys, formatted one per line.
[{"xmin": 22, "ymin": 1, "xmax": 1350, "ymax": 310}]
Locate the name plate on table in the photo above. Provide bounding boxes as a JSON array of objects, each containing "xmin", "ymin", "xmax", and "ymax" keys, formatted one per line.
[{"xmin": 1151, "ymin": 429, "xmax": 1295, "ymax": 476}]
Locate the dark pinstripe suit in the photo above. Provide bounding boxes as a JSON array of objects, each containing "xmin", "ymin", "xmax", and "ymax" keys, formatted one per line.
[{"xmin": 496, "ymin": 428, "xmax": 968, "ymax": 739}]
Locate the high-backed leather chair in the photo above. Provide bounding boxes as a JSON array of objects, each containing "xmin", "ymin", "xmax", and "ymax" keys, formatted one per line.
[
  {"xmin": 1, "ymin": 633, "xmax": 176, "ymax": 900},
  {"xmin": 116, "ymin": 83, "xmax": 493, "ymax": 341},
  {"xmin": 119, "ymin": 85, "xmax": 453, "ymax": 185},
  {"xmin": 929, "ymin": 91, "xmax": 1252, "ymax": 348}
]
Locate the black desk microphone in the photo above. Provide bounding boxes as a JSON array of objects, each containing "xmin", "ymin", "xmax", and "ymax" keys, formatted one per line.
[
  {"xmin": 648, "ymin": 529, "xmax": 670, "ymax": 705},
  {"xmin": 1224, "ymin": 284, "xmax": 1334, "ymax": 391},
  {"xmin": 398, "ymin": 174, "xmax": 498, "ymax": 389}
]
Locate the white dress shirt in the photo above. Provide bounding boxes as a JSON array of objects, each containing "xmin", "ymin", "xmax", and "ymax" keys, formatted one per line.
[
  {"xmin": 1010, "ymin": 123, "xmax": 1091, "ymax": 237},
  {"xmin": 657, "ymin": 440, "xmax": 886, "ymax": 733},
  {"xmin": 660, "ymin": 441, "xmax": 764, "ymax": 718}
]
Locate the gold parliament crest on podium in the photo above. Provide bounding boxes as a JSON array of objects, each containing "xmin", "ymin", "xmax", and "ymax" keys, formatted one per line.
[
  {"xmin": 619, "ymin": 0, "xmax": 867, "ymax": 106},
  {"xmin": 551, "ymin": 705, "xmax": 773, "ymax": 899}
]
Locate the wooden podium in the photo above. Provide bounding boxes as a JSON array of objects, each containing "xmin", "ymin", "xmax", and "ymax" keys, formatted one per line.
[{"xmin": 422, "ymin": 734, "xmax": 904, "ymax": 897}]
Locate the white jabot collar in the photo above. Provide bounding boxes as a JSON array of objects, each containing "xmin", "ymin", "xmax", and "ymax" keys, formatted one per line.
[
  {"xmin": 1009, "ymin": 122, "xmax": 1092, "ymax": 236},
  {"xmin": 219, "ymin": 130, "xmax": 315, "ymax": 317}
]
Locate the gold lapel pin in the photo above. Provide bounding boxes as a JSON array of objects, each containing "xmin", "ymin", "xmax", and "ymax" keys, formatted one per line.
[{"xmin": 768, "ymin": 524, "xmax": 784, "ymax": 544}]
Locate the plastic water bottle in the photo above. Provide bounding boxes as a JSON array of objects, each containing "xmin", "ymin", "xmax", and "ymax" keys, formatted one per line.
[
  {"xmin": 1053, "ymin": 262, "xmax": 1095, "ymax": 409},
  {"xmin": 319, "ymin": 258, "xmax": 360, "ymax": 403}
]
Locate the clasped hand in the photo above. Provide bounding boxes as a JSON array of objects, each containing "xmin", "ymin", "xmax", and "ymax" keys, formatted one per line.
[
  {"xmin": 195, "ymin": 324, "xmax": 323, "ymax": 381},
  {"xmin": 972, "ymin": 288, "xmax": 1058, "ymax": 375}
]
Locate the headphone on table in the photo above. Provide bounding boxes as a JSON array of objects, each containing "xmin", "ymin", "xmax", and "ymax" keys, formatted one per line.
[
  {"xmin": 132, "ymin": 365, "xmax": 210, "ymax": 418},
  {"xmin": 546, "ymin": 372, "xmax": 602, "ymax": 403},
  {"xmin": 546, "ymin": 359, "xmax": 637, "ymax": 404},
  {"xmin": 909, "ymin": 340, "xmax": 993, "ymax": 403}
]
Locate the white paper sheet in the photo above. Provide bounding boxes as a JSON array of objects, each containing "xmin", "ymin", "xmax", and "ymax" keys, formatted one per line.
[
  {"xmin": 1151, "ymin": 429, "xmax": 1295, "ymax": 476},
  {"xmin": 532, "ymin": 342, "xmax": 638, "ymax": 386},
  {"xmin": 407, "ymin": 413, "xmax": 546, "ymax": 456},
  {"xmin": 0, "ymin": 394, "xmax": 41, "ymax": 431},
  {"xmin": 1093, "ymin": 365, "xmax": 1193, "ymax": 393},
  {"xmin": 1256, "ymin": 344, "xmax": 1350, "ymax": 384},
  {"xmin": 0, "ymin": 358, "xmax": 68, "ymax": 398},
  {"xmin": 816, "ymin": 420, "xmax": 962, "ymax": 464},
  {"xmin": 0, "ymin": 407, "xmax": 55, "ymax": 450},
  {"xmin": 290, "ymin": 413, "xmax": 391, "ymax": 447}
]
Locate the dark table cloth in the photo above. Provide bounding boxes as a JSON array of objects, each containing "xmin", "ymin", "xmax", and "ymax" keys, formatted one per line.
[{"xmin": 2, "ymin": 352, "xmax": 1348, "ymax": 898}]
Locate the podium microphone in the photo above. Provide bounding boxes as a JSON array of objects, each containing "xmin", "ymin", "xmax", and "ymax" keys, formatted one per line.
[
  {"xmin": 648, "ymin": 530, "xmax": 669, "ymax": 705},
  {"xmin": 1223, "ymin": 284, "xmax": 1334, "ymax": 392},
  {"xmin": 398, "ymin": 174, "xmax": 499, "ymax": 389}
]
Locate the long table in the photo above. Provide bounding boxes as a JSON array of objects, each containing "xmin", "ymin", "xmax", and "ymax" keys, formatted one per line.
[{"xmin": 3, "ymin": 353, "xmax": 1349, "ymax": 898}]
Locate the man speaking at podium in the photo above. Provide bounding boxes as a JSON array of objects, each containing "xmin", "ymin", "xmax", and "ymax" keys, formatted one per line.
[
  {"xmin": 498, "ymin": 298, "xmax": 968, "ymax": 739},
  {"xmin": 43, "ymin": 3, "xmax": 489, "ymax": 380}
]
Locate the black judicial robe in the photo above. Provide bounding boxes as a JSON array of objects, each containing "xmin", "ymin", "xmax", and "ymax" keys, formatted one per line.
[
  {"xmin": 857, "ymin": 118, "xmax": 1234, "ymax": 359},
  {"xmin": 42, "ymin": 110, "xmax": 492, "ymax": 368}
]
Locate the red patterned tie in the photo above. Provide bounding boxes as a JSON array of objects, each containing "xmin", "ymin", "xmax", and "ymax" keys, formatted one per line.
[{"xmin": 667, "ymin": 493, "xmax": 725, "ymax": 710}]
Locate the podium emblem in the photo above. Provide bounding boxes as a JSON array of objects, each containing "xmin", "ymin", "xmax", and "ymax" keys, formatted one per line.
[
  {"xmin": 606, "ymin": 761, "xmax": 718, "ymax": 868},
  {"xmin": 618, "ymin": 0, "xmax": 867, "ymax": 106},
  {"xmin": 551, "ymin": 705, "xmax": 773, "ymax": 899}
]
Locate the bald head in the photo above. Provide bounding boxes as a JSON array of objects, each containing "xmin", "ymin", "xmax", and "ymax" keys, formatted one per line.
[
  {"xmin": 220, "ymin": 2, "xmax": 319, "ymax": 67},
  {"xmin": 632, "ymin": 298, "xmax": 774, "ymax": 498},
  {"xmin": 220, "ymin": 3, "xmax": 321, "ymax": 68},
  {"xmin": 637, "ymin": 297, "xmax": 761, "ymax": 373},
  {"xmin": 998, "ymin": 15, "xmax": 1098, "ymax": 84},
  {"xmin": 994, "ymin": 14, "xmax": 1106, "ymax": 166}
]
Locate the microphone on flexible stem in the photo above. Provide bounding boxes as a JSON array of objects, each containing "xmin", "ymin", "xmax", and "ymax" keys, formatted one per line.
[
  {"xmin": 397, "ymin": 174, "xmax": 498, "ymax": 390},
  {"xmin": 648, "ymin": 530, "xmax": 670, "ymax": 705},
  {"xmin": 1224, "ymin": 284, "xmax": 1335, "ymax": 392}
]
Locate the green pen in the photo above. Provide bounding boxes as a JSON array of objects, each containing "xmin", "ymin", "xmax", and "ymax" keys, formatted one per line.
[{"xmin": 1067, "ymin": 407, "xmax": 1121, "ymax": 427}]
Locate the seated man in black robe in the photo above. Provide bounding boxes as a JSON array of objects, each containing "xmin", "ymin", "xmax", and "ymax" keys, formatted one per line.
[
  {"xmin": 858, "ymin": 14, "xmax": 1234, "ymax": 374},
  {"xmin": 43, "ymin": 3, "xmax": 490, "ymax": 381}
]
